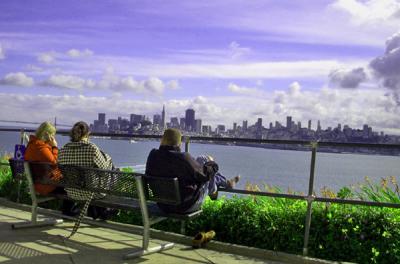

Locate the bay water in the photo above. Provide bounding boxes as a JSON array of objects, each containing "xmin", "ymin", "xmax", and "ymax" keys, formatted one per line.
[{"xmin": 1, "ymin": 131, "xmax": 399, "ymax": 194}]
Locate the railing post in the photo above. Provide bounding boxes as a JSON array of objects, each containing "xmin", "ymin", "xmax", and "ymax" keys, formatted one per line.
[
  {"xmin": 20, "ymin": 128, "xmax": 25, "ymax": 145},
  {"xmin": 184, "ymin": 136, "xmax": 190, "ymax": 153},
  {"xmin": 303, "ymin": 141, "xmax": 318, "ymax": 256}
]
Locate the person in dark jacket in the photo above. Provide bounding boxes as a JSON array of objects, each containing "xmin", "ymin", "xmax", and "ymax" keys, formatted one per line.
[{"xmin": 145, "ymin": 128, "xmax": 239, "ymax": 214}]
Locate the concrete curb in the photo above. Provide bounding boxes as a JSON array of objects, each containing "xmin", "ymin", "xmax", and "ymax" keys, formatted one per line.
[{"xmin": 0, "ymin": 198, "xmax": 355, "ymax": 264}]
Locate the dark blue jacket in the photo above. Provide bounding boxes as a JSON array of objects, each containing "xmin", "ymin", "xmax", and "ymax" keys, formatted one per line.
[{"xmin": 145, "ymin": 145, "xmax": 217, "ymax": 213}]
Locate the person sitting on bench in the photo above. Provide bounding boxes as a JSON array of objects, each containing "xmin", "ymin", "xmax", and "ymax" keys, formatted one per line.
[
  {"xmin": 24, "ymin": 121, "xmax": 77, "ymax": 216},
  {"xmin": 58, "ymin": 121, "xmax": 116, "ymax": 220},
  {"xmin": 145, "ymin": 128, "xmax": 240, "ymax": 214}
]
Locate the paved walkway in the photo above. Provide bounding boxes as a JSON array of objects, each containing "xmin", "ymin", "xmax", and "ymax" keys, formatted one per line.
[{"xmin": 0, "ymin": 205, "xmax": 283, "ymax": 264}]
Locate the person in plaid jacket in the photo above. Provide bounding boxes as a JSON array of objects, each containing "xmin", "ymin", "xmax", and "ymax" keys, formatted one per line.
[{"xmin": 58, "ymin": 121, "xmax": 115, "ymax": 219}]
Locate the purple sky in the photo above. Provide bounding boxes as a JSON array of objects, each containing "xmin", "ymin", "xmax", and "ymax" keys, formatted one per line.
[{"xmin": 1, "ymin": 0, "xmax": 400, "ymax": 134}]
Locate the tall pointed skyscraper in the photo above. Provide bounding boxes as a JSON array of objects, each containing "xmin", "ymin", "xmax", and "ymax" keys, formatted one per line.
[{"xmin": 161, "ymin": 104, "xmax": 166, "ymax": 129}]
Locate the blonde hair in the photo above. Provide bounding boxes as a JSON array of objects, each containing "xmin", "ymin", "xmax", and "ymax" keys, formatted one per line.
[
  {"xmin": 160, "ymin": 128, "xmax": 182, "ymax": 146},
  {"xmin": 35, "ymin": 122, "xmax": 56, "ymax": 141}
]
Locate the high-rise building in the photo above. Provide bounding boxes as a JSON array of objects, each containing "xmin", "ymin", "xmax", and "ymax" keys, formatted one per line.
[
  {"xmin": 185, "ymin": 109, "xmax": 195, "ymax": 131},
  {"xmin": 195, "ymin": 119, "xmax": 202, "ymax": 133},
  {"xmin": 308, "ymin": 120, "xmax": 312, "ymax": 130},
  {"xmin": 297, "ymin": 121, "xmax": 301, "ymax": 129},
  {"xmin": 269, "ymin": 122, "xmax": 273, "ymax": 129},
  {"xmin": 153, "ymin": 114, "xmax": 161, "ymax": 126},
  {"xmin": 233, "ymin": 122, "xmax": 237, "ymax": 131},
  {"xmin": 170, "ymin": 117, "xmax": 179, "ymax": 128},
  {"xmin": 256, "ymin": 118, "xmax": 262, "ymax": 131},
  {"xmin": 242, "ymin": 120, "xmax": 248, "ymax": 131},
  {"xmin": 161, "ymin": 105, "xmax": 166, "ymax": 129},
  {"xmin": 286, "ymin": 116, "xmax": 292, "ymax": 130},
  {"xmin": 363, "ymin": 124, "xmax": 370, "ymax": 138},
  {"xmin": 202, "ymin": 125, "xmax": 209, "ymax": 135},
  {"xmin": 317, "ymin": 120, "xmax": 321, "ymax": 131},
  {"xmin": 180, "ymin": 117, "xmax": 186, "ymax": 130},
  {"xmin": 130, "ymin": 114, "xmax": 144, "ymax": 125},
  {"xmin": 98, "ymin": 113, "xmax": 106, "ymax": 126},
  {"xmin": 217, "ymin": 125, "xmax": 225, "ymax": 133}
]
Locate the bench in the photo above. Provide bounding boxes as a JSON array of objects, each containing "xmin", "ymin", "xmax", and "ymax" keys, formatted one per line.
[{"xmin": 8, "ymin": 159, "xmax": 202, "ymax": 259}]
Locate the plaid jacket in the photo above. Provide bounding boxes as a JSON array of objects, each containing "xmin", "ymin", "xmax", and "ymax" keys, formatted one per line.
[
  {"xmin": 58, "ymin": 140, "xmax": 114, "ymax": 200},
  {"xmin": 58, "ymin": 140, "xmax": 113, "ymax": 169}
]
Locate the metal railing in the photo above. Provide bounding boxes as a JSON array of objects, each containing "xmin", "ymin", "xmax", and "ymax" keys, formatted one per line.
[{"xmin": 1, "ymin": 127, "xmax": 400, "ymax": 256}]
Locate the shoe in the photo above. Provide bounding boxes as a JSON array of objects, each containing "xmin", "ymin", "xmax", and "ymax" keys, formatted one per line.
[
  {"xmin": 227, "ymin": 175, "xmax": 240, "ymax": 189},
  {"xmin": 192, "ymin": 230, "xmax": 216, "ymax": 248}
]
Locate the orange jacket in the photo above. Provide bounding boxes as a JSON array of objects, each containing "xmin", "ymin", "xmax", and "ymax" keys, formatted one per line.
[{"xmin": 24, "ymin": 135, "xmax": 61, "ymax": 195}]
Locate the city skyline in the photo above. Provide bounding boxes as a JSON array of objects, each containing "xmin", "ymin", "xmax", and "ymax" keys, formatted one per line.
[
  {"xmin": 0, "ymin": 1, "xmax": 400, "ymax": 135},
  {"xmin": 90, "ymin": 106, "xmax": 389, "ymax": 138}
]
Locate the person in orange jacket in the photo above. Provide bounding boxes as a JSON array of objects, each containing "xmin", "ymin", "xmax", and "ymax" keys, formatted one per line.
[
  {"xmin": 24, "ymin": 122, "xmax": 78, "ymax": 216},
  {"xmin": 24, "ymin": 121, "xmax": 61, "ymax": 195}
]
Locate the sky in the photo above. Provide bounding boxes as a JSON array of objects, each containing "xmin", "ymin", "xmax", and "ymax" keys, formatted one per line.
[{"xmin": 1, "ymin": 0, "xmax": 400, "ymax": 134}]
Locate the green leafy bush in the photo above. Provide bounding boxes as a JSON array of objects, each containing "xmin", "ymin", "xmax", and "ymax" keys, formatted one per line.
[{"xmin": 1, "ymin": 160, "xmax": 399, "ymax": 263}]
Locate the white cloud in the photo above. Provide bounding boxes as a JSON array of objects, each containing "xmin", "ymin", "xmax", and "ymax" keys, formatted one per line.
[
  {"xmin": 142, "ymin": 77, "xmax": 165, "ymax": 94},
  {"xmin": 331, "ymin": 0, "xmax": 400, "ymax": 25},
  {"xmin": 229, "ymin": 41, "xmax": 251, "ymax": 59},
  {"xmin": 0, "ymin": 72, "xmax": 34, "ymax": 87},
  {"xmin": 329, "ymin": 67, "xmax": 367, "ymax": 88},
  {"xmin": 132, "ymin": 60, "xmax": 342, "ymax": 79},
  {"xmin": 227, "ymin": 83, "xmax": 265, "ymax": 97},
  {"xmin": 42, "ymin": 74, "xmax": 95, "ymax": 90},
  {"xmin": 38, "ymin": 51, "xmax": 56, "ymax": 64},
  {"xmin": 289, "ymin": 82, "xmax": 301, "ymax": 95},
  {"xmin": 167, "ymin": 80, "xmax": 180, "ymax": 90},
  {"xmin": 67, "ymin": 48, "xmax": 94, "ymax": 58},
  {"xmin": 1, "ymin": 86, "xmax": 400, "ymax": 134},
  {"xmin": 96, "ymin": 69, "xmax": 166, "ymax": 94},
  {"xmin": 0, "ymin": 44, "xmax": 5, "ymax": 60}
]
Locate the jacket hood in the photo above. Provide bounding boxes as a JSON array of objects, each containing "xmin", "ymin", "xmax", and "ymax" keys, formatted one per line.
[{"xmin": 28, "ymin": 135, "xmax": 48, "ymax": 147}]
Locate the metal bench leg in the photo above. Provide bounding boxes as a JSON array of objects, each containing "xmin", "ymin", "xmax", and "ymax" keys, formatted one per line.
[
  {"xmin": 12, "ymin": 201, "xmax": 63, "ymax": 229},
  {"xmin": 12, "ymin": 166, "xmax": 63, "ymax": 229},
  {"xmin": 124, "ymin": 176, "xmax": 174, "ymax": 259},
  {"xmin": 123, "ymin": 243, "xmax": 175, "ymax": 259},
  {"xmin": 123, "ymin": 216, "xmax": 174, "ymax": 259}
]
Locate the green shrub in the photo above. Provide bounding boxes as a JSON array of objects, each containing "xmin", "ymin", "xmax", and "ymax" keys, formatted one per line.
[{"xmin": 1, "ymin": 160, "xmax": 399, "ymax": 263}]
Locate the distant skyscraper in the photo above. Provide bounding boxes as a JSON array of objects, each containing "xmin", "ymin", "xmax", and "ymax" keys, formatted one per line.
[
  {"xmin": 269, "ymin": 122, "xmax": 273, "ymax": 129},
  {"xmin": 195, "ymin": 119, "xmax": 202, "ymax": 133},
  {"xmin": 170, "ymin": 117, "xmax": 179, "ymax": 128},
  {"xmin": 180, "ymin": 117, "xmax": 186, "ymax": 130},
  {"xmin": 217, "ymin": 125, "xmax": 225, "ymax": 133},
  {"xmin": 153, "ymin": 114, "xmax": 161, "ymax": 126},
  {"xmin": 286, "ymin": 116, "xmax": 292, "ymax": 130},
  {"xmin": 185, "ymin": 109, "xmax": 195, "ymax": 131},
  {"xmin": 256, "ymin": 118, "xmax": 262, "ymax": 130},
  {"xmin": 98, "ymin": 113, "xmax": 106, "ymax": 126},
  {"xmin": 242, "ymin": 120, "xmax": 248, "ymax": 131},
  {"xmin": 308, "ymin": 120, "xmax": 312, "ymax": 130},
  {"xmin": 130, "ymin": 114, "xmax": 144, "ymax": 125},
  {"xmin": 161, "ymin": 105, "xmax": 166, "ymax": 129},
  {"xmin": 233, "ymin": 122, "xmax": 237, "ymax": 131},
  {"xmin": 297, "ymin": 121, "xmax": 301, "ymax": 129},
  {"xmin": 317, "ymin": 120, "xmax": 321, "ymax": 131},
  {"xmin": 337, "ymin": 123, "xmax": 342, "ymax": 132}
]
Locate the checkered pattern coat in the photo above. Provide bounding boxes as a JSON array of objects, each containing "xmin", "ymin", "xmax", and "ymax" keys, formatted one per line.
[
  {"xmin": 58, "ymin": 140, "xmax": 114, "ymax": 200},
  {"xmin": 59, "ymin": 141, "xmax": 113, "ymax": 169}
]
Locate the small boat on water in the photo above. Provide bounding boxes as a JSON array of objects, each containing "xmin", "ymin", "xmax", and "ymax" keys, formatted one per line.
[{"xmin": 129, "ymin": 139, "xmax": 137, "ymax": 144}]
